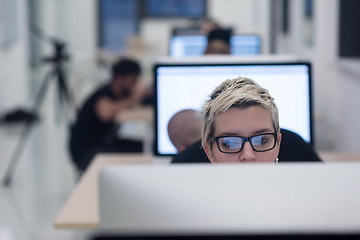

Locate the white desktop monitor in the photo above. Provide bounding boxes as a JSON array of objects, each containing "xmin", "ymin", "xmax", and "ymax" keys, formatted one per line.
[
  {"xmin": 154, "ymin": 62, "xmax": 313, "ymax": 156},
  {"xmin": 169, "ymin": 34, "xmax": 262, "ymax": 58},
  {"xmin": 99, "ymin": 163, "xmax": 360, "ymax": 235}
]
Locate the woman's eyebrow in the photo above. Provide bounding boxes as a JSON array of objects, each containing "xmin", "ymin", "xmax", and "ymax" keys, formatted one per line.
[
  {"xmin": 252, "ymin": 128, "xmax": 274, "ymax": 134},
  {"xmin": 217, "ymin": 128, "xmax": 274, "ymax": 137},
  {"xmin": 217, "ymin": 128, "xmax": 273, "ymax": 136},
  {"xmin": 216, "ymin": 131, "xmax": 240, "ymax": 136}
]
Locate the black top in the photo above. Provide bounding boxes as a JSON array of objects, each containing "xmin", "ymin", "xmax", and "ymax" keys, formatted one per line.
[
  {"xmin": 172, "ymin": 140, "xmax": 209, "ymax": 164},
  {"xmin": 278, "ymin": 129, "xmax": 322, "ymax": 162},
  {"xmin": 171, "ymin": 129, "xmax": 322, "ymax": 164},
  {"xmin": 70, "ymin": 85, "xmax": 117, "ymax": 158},
  {"xmin": 207, "ymin": 28, "xmax": 232, "ymax": 44}
]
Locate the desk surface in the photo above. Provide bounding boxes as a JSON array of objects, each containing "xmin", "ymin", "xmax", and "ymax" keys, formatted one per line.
[
  {"xmin": 115, "ymin": 106, "xmax": 153, "ymax": 123},
  {"xmin": 54, "ymin": 152, "xmax": 360, "ymax": 229},
  {"xmin": 53, "ymin": 154, "xmax": 153, "ymax": 229},
  {"xmin": 318, "ymin": 151, "xmax": 360, "ymax": 162}
]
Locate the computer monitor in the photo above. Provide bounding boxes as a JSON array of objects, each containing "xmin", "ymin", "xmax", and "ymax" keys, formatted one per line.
[
  {"xmin": 154, "ymin": 61, "xmax": 313, "ymax": 156},
  {"xmin": 99, "ymin": 163, "xmax": 360, "ymax": 236},
  {"xmin": 169, "ymin": 34, "xmax": 262, "ymax": 58},
  {"xmin": 169, "ymin": 35, "xmax": 207, "ymax": 57},
  {"xmin": 230, "ymin": 35, "xmax": 262, "ymax": 55}
]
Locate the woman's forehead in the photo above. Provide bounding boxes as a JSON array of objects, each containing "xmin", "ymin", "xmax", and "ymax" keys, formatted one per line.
[{"xmin": 214, "ymin": 106, "xmax": 274, "ymax": 136}]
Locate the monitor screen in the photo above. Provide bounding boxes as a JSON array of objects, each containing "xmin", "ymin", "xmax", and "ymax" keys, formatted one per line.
[
  {"xmin": 169, "ymin": 35, "xmax": 262, "ymax": 57},
  {"xmin": 154, "ymin": 62, "xmax": 313, "ymax": 156}
]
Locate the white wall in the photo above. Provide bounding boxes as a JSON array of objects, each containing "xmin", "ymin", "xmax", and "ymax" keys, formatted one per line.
[
  {"xmin": 0, "ymin": 0, "xmax": 29, "ymax": 112},
  {"xmin": 312, "ymin": 0, "xmax": 341, "ymax": 150},
  {"xmin": 0, "ymin": 0, "xmax": 98, "ymax": 112},
  {"xmin": 37, "ymin": 0, "xmax": 98, "ymax": 106},
  {"xmin": 275, "ymin": 0, "xmax": 360, "ymax": 152}
]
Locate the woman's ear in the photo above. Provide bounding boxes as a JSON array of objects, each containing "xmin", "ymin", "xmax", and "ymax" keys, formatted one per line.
[
  {"xmin": 275, "ymin": 132, "xmax": 282, "ymax": 158},
  {"xmin": 203, "ymin": 141, "xmax": 216, "ymax": 163},
  {"xmin": 277, "ymin": 132, "xmax": 282, "ymax": 146}
]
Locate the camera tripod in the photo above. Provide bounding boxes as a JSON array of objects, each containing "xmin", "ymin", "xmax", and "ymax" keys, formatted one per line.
[{"xmin": 2, "ymin": 39, "xmax": 74, "ymax": 187}]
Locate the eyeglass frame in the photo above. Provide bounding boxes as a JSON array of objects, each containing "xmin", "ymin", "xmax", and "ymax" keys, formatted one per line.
[{"xmin": 208, "ymin": 132, "xmax": 278, "ymax": 154}]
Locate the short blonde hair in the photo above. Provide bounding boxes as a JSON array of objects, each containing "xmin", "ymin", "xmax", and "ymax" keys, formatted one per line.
[{"xmin": 201, "ymin": 77, "xmax": 280, "ymax": 147}]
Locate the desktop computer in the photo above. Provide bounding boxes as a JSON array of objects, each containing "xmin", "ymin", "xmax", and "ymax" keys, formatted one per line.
[
  {"xmin": 153, "ymin": 60, "xmax": 313, "ymax": 156},
  {"xmin": 98, "ymin": 163, "xmax": 360, "ymax": 239}
]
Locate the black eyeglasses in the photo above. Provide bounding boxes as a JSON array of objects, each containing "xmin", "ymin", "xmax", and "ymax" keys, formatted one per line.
[{"xmin": 208, "ymin": 133, "xmax": 277, "ymax": 153}]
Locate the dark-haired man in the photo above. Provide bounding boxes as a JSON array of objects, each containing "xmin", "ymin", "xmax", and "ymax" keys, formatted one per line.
[
  {"xmin": 204, "ymin": 28, "xmax": 232, "ymax": 55},
  {"xmin": 69, "ymin": 58, "xmax": 146, "ymax": 172}
]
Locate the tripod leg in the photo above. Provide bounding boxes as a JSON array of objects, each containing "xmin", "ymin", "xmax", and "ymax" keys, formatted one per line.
[
  {"xmin": 2, "ymin": 120, "xmax": 35, "ymax": 187},
  {"xmin": 56, "ymin": 64, "xmax": 76, "ymax": 110},
  {"xmin": 2, "ymin": 70, "xmax": 55, "ymax": 187},
  {"xmin": 54, "ymin": 63, "xmax": 79, "ymax": 124}
]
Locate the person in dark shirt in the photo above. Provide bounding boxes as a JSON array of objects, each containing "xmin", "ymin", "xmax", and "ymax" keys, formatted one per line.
[
  {"xmin": 167, "ymin": 109, "xmax": 202, "ymax": 153},
  {"xmin": 167, "ymin": 109, "xmax": 208, "ymax": 164},
  {"xmin": 69, "ymin": 58, "xmax": 146, "ymax": 172}
]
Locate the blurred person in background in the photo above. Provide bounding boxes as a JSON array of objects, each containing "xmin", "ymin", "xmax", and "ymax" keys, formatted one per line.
[{"xmin": 69, "ymin": 58, "xmax": 147, "ymax": 172}]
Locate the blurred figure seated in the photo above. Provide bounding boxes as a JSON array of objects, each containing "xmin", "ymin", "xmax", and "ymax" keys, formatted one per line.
[
  {"xmin": 167, "ymin": 109, "xmax": 208, "ymax": 163},
  {"xmin": 167, "ymin": 109, "xmax": 202, "ymax": 153},
  {"xmin": 69, "ymin": 58, "xmax": 147, "ymax": 172}
]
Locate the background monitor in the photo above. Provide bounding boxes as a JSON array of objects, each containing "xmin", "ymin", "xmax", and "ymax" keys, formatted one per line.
[
  {"xmin": 169, "ymin": 35, "xmax": 207, "ymax": 57},
  {"xmin": 230, "ymin": 35, "xmax": 262, "ymax": 55},
  {"xmin": 154, "ymin": 61, "xmax": 313, "ymax": 156},
  {"xmin": 169, "ymin": 34, "xmax": 262, "ymax": 57}
]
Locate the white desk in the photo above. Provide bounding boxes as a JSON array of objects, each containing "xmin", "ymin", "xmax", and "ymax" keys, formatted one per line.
[
  {"xmin": 54, "ymin": 152, "xmax": 360, "ymax": 230},
  {"xmin": 115, "ymin": 106, "xmax": 153, "ymax": 123},
  {"xmin": 319, "ymin": 151, "xmax": 360, "ymax": 162},
  {"xmin": 115, "ymin": 106, "xmax": 153, "ymax": 153}
]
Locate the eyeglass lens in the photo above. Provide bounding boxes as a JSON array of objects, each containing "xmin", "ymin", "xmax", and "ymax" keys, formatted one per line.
[{"xmin": 217, "ymin": 134, "xmax": 275, "ymax": 153}]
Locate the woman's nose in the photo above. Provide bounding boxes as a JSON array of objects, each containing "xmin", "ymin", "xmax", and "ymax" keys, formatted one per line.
[{"xmin": 239, "ymin": 141, "xmax": 256, "ymax": 162}]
